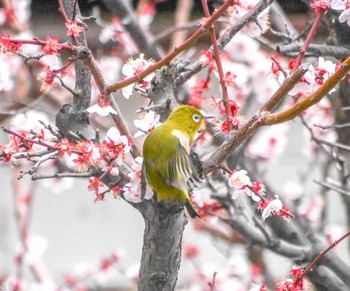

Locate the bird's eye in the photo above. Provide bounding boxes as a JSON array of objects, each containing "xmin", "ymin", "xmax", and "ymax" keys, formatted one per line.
[{"xmin": 192, "ymin": 114, "xmax": 201, "ymax": 123}]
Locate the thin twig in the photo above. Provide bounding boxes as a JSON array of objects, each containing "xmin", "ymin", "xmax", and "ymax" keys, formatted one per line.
[
  {"xmin": 106, "ymin": 0, "xmax": 234, "ymax": 93},
  {"xmin": 32, "ymin": 172, "xmax": 91, "ymax": 180},
  {"xmin": 294, "ymin": 231, "xmax": 350, "ymax": 286},
  {"xmin": 292, "ymin": 12, "xmax": 324, "ymax": 71},
  {"xmin": 201, "ymin": 0, "xmax": 231, "ymax": 131},
  {"xmin": 315, "ymin": 180, "xmax": 350, "ymax": 196}
]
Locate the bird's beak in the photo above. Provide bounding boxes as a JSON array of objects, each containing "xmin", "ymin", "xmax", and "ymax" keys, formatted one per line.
[{"xmin": 204, "ymin": 115, "xmax": 215, "ymax": 120}]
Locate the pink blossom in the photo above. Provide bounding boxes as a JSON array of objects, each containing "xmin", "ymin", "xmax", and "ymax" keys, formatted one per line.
[
  {"xmin": 42, "ymin": 36, "xmax": 62, "ymax": 56},
  {"xmin": 87, "ymin": 96, "xmax": 118, "ymax": 117},
  {"xmin": 183, "ymin": 244, "xmax": 200, "ymax": 259},
  {"xmin": 104, "ymin": 127, "xmax": 131, "ymax": 155},
  {"xmin": 331, "ymin": 0, "xmax": 347, "ymax": 10},
  {"xmin": 37, "ymin": 67, "xmax": 56, "ymax": 92},
  {"xmin": 55, "ymin": 137, "xmax": 75, "ymax": 156},
  {"xmin": 297, "ymin": 197, "xmax": 324, "ymax": 222},
  {"xmin": 15, "ymin": 235, "xmax": 47, "ymax": 264},
  {"xmin": 339, "ymin": 7, "xmax": 350, "ymax": 25},
  {"xmin": 227, "ymin": 1, "xmax": 270, "ymax": 37},
  {"xmin": 247, "ymin": 124, "xmax": 288, "ymax": 163},
  {"xmin": 224, "ymin": 71, "xmax": 237, "ymax": 87},
  {"xmin": 199, "ymin": 50, "xmax": 213, "ymax": 67},
  {"xmin": 228, "ymin": 169, "xmax": 251, "ymax": 189},
  {"xmin": 261, "ymin": 195, "xmax": 283, "ymax": 220},
  {"xmin": 121, "ymin": 53, "xmax": 155, "ymax": 98},
  {"xmin": 283, "ymin": 181, "xmax": 303, "ymax": 200},
  {"xmin": 99, "ymin": 17, "xmax": 138, "ymax": 54},
  {"xmin": 310, "ymin": 0, "xmax": 331, "ymax": 14},
  {"xmin": 133, "ymin": 111, "xmax": 160, "ymax": 138},
  {"xmin": 123, "ymin": 157, "xmax": 153, "ymax": 203},
  {"xmin": 138, "ymin": 3, "xmax": 156, "ymax": 29},
  {"xmin": 65, "ymin": 20, "xmax": 85, "ymax": 37}
]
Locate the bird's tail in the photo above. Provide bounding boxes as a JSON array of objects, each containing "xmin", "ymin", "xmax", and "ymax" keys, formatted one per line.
[{"xmin": 185, "ymin": 199, "xmax": 201, "ymax": 219}]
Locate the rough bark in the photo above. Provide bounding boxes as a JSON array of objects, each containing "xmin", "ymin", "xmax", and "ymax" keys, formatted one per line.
[
  {"xmin": 55, "ymin": 1, "xmax": 94, "ymax": 141},
  {"xmin": 138, "ymin": 199, "xmax": 187, "ymax": 291}
]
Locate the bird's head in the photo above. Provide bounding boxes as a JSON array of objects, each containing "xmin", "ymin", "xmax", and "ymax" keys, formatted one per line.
[{"xmin": 165, "ymin": 105, "xmax": 204, "ymax": 137}]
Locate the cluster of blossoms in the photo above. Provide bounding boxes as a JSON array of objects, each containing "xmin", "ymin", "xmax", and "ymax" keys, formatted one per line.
[
  {"xmin": 133, "ymin": 110, "xmax": 160, "ymax": 138},
  {"xmin": 190, "ymin": 50, "xmax": 242, "ymax": 135},
  {"xmin": 123, "ymin": 156, "xmax": 154, "ymax": 203},
  {"xmin": 275, "ymin": 57, "xmax": 338, "ymax": 98},
  {"xmin": 228, "ymin": 169, "xmax": 291, "ymax": 220},
  {"xmin": 0, "ymin": 120, "xmax": 155, "ymax": 204},
  {"xmin": 247, "ymin": 124, "xmax": 289, "ymax": 163},
  {"xmin": 227, "ymin": 0, "xmax": 270, "ymax": 37},
  {"xmin": 251, "ymin": 266, "xmax": 306, "ymax": 291},
  {"xmin": 121, "ymin": 53, "xmax": 155, "ymax": 99},
  {"xmin": 274, "ymin": 265, "xmax": 305, "ymax": 291},
  {"xmin": 182, "ymin": 240, "xmax": 306, "ymax": 291},
  {"xmin": 0, "ymin": 9, "xmax": 87, "ymax": 94},
  {"xmin": 181, "ymin": 246, "xmax": 258, "ymax": 290},
  {"xmin": 311, "ymin": 0, "xmax": 350, "ymax": 25},
  {"xmin": 87, "ymin": 94, "xmax": 118, "ymax": 117},
  {"xmin": 99, "ymin": 17, "xmax": 138, "ymax": 54}
]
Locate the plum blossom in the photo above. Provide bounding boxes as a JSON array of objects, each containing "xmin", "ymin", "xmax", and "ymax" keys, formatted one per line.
[
  {"xmin": 310, "ymin": 0, "xmax": 331, "ymax": 14},
  {"xmin": 331, "ymin": 0, "xmax": 347, "ymax": 10},
  {"xmin": 278, "ymin": 57, "xmax": 336, "ymax": 97},
  {"xmin": 228, "ymin": 170, "xmax": 251, "ymax": 189},
  {"xmin": 297, "ymin": 197, "xmax": 324, "ymax": 222},
  {"xmin": 65, "ymin": 20, "xmax": 85, "ymax": 37},
  {"xmin": 0, "ymin": 55, "xmax": 15, "ymax": 93},
  {"xmin": 227, "ymin": 1, "xmax": 269, "ymax": 37},
  {"xmin": 99, "ymin": 17, "xmax": 138, "ymax": 54},
  {"xmin": 324, "ymin": 223, "xmax": 346, "ymax": 247},
  {"xmin": 199, "ymin": 50, "xmax": 214, "ymax": 68},
  {"xmin": 302, "ymin": 98, "xmax": 337, "ymax": 155},
  {"xmin": 123, "ymin": 157, "xmax": 153, "ymax": 203},
  {"xmin": 37, "ymin": 67, "xmax": 57, "ymax": 92},
  {"xmin": 133, "ymin": 111, "xmax": 160, "ymax": 138},
  {"xmin": 224, "ymin": 71, "xmax": 237, "ymax": 87},
  {"xmin": 247, "ymin": 124, "xmax": 288, "ymax": 163},
  {"xmin": 41, "ymin": 36, "xmax": 62, "ymax": 56},
  {"xmin": 339, "ymin": 7, "xmax": 350, "ymax": 25},
  {"xmin": 137, "ymin": 2, "xmax": 157, "ymax": 29},
  {"xmin": 11, "ymin": 0, "xmax": 31, "ymax": 23},
  {"xmin": 104, "ymin": 127, "xmax": 131, "ymax": 157},
  {"xmin": 87, "ymin": 95, "xmax": 118, "ymax": 117},
  {"xmin": 229, "ymin": 170, "xmax": 263, "ymax": 202},
  {"xmin": 315, "ymin": 57, "xmax": 336, "ymax": 85},
  {"xmin": 283, "ymin": 181, "xmax": 303, "ymax": 200},
  {"xmin": 121, "ymin": 53, "xmax": 155, "ymax": 99},
  {"xmin": 261, "ymin": 195, "xmax": 283, "ymax": 220},
  {"xmin": 15, "ymin": 234, "xmax": 47, "ymax": 264}
]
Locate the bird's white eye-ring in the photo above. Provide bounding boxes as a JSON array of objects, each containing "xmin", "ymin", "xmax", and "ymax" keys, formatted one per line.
[{"xmin": 192, "ymin": 114, "xmax": 201, "ymax": 123}]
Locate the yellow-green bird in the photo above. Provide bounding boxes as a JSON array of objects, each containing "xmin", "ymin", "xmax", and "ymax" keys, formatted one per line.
[{"xmin": 142, "ymin": 105, "xmax": 204, "ymax": 218}]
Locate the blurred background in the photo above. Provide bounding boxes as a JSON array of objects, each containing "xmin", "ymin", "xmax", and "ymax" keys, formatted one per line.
[{"xmin": 1, "ymin": 0, "xmax": 349, "ymax": 290}]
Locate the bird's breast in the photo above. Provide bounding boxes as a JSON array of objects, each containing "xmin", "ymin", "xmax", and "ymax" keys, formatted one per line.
[{"xmin": 171, "ymin": 129, "xmax": 190, "ymax": 153}]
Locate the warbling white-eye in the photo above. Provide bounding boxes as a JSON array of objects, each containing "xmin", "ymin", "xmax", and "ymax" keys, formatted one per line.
[{"xmin": 142, "ymin": 105, "xmax": 204, "ymax": 218}]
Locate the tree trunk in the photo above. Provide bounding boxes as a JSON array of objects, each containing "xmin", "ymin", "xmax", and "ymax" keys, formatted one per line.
[{"xmin": 138, "ymin": 199, "xmax": 187, "ymax": 291}]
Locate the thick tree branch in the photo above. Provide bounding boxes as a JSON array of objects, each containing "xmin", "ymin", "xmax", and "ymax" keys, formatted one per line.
[{"xmin": 278, "ymin": 43, "xmax": 350, "ymax": 59}]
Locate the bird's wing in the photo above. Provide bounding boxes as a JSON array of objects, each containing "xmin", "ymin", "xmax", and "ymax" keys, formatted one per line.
[{"xmin": 166, "ymin": 140, "xmax": 196, "ymax": 190}]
